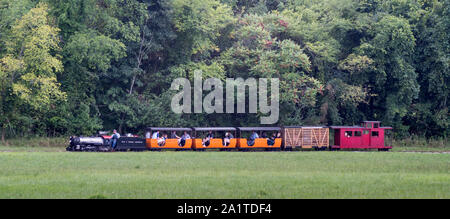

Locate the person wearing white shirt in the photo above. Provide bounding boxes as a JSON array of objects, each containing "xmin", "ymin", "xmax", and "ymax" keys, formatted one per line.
[{"xmin": 152, "ymin": 131, "xmax": 160, "ymax": 139}]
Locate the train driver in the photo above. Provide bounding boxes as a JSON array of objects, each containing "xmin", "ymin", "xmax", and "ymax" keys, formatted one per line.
[{"xmin": 111, "ymin": 129, "xmax": 121, "ymax": 150}]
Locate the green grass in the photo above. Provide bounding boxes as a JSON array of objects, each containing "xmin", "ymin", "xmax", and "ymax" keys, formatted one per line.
[
  {"xmin": 390, "ymin": 136, "xmax": 449, "ymax": 152},
  {"xmin": 0, "ymin": 137, "xmax": 67, "ymax": 152},
  {"xmin": 0, "ymin": 137, "xmax": 67, "ymax": 147},
  {"xmin": 0, "ymin": 151, "xmax": 448, "ymax": 199}
]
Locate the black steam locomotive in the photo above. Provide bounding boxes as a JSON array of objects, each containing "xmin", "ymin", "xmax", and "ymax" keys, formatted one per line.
[{"xmin": 66, "ymin": 135, "xmax": 146, "ymax": 152}]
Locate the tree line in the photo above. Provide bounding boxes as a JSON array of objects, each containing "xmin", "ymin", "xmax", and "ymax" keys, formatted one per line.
[{"xmin": 0, "ymin": 0, "xmax": 448, "ymax": 140}]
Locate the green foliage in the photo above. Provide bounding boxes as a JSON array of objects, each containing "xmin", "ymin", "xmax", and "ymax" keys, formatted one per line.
[
  {"xmin": 171, "ymin": 0, "xmax": 235, "ymax": 57},
  {"xmin": 64, "ymin": 31, "xmax": 126, "ymax": 72},
  {"xmin": 0, "ymin": 3, "xmax": 66, "ymax": 139},
  {"xmin": 0, "ymin": 0, "xmax": 448, "ymax": 139}
]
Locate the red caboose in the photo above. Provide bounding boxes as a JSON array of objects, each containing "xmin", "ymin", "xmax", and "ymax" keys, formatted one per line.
[{"xmin": 330, "ymin": 121, "xmax": 392, "ymax": 151}]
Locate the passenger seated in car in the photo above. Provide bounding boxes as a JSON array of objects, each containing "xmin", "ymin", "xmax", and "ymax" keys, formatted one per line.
[
  {"xmin": 171, "ymin": 131, "xmax": 179, "ymax": 139},
  {"xmin": 202, "ymin": 131, "xmax": 214, "ymax": 147},
  {"xmin": 179, "ymin": 131, "xmax": 191, "ymax": 146},
  {"xmin": 151, "ymin": 130, "xmax": 160, "ymax": 139},
  {"xmin": 248, "ymin": 131, "xmax": 259, "ymax": 146},
  {"xmin": 268, "ymin": 132, "xmax": 276, "ymax": 146},
  {"xmin": 261, "ymin": 132, "xmax": 268, "ymax": 138},
  {"xmin": 223, "ymin": 132, "xmax": 234, "ymax": 146},
  {"xmin": 158, "ymin": 133, "xmax": 167, "ymax": 146}
]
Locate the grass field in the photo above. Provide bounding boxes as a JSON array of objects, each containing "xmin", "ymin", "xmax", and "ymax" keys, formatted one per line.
[{"xmin": 0, "ymin": 150, "xmax": 448, "ymax": 199}]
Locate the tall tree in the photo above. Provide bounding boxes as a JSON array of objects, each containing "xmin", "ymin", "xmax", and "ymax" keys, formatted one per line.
[{"xmin": 0, "ymin": 3, "xmax": 65, "ymax": 141}]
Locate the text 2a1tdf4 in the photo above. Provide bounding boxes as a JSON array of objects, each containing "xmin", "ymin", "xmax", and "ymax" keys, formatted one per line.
[{"xmin": 220, "ymin": 204, "xmax": 272, "ymax": 214}]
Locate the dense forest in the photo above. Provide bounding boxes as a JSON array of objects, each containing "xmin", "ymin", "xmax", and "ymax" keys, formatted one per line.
[{"xmin": 0, "ymin": 0, "xmax": 448, "ymax": 140}]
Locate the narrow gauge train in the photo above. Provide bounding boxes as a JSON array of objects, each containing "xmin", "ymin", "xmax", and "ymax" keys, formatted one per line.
[{"xmin": 66, "ymin": 121, "xmax": 392, "ymax": 152}]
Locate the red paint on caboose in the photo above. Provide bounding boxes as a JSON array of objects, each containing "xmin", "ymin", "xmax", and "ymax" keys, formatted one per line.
[{"xmin": 330, "ymin": 121, "xmax": 392, "ymax": 150}]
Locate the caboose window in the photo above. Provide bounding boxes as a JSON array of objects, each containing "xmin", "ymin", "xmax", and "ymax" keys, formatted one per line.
[
  {"xmin": 372, "ymin": 131, "xmax": 379, "ymax": 137},
  {"xmin": 345, "ymin": 131, "xmax": 352, "ymax": 137},
  {"xmin": 366, "ymin": 123, "xmax": 372, "ymax": 128},
  {"xmin": 374, "ymin": 123, "xmax": 379, "ymax": 128},
  {"xmin": 363, "ymin": 130, "xmax": 369, "ymax": 135},
  {"xmin": 355, "ymin": 131, "xmax": 362, "ymax": 137}
]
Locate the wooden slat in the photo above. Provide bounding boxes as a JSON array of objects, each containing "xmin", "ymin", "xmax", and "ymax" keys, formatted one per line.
[
  {"xmin": 296, "ymin": 129, "xmax": 301, "ymax": 146},
  {"xmin": 284, "ymin": 127, "xmax": 329, "ymax": 148}
]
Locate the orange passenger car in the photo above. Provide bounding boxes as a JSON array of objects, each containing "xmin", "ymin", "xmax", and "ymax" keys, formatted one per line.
[
  {"xmin": 192, "ymin": 127, "xmax": 237, "ymax": 150},
  {"xmin": 237, "ymin": 127, "xmax": 282, "ymax": 150},
  {"xmin": 145, "ymin": 127, "xmax": 193, "ymax": 150}
]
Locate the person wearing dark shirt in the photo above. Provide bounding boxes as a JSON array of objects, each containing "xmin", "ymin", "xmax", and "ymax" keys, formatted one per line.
[
  {"xmin": 202, "ymin": 131, "xmax": 214, "ymax": 147},
  {"xmin": 268, "ymin": 132, "xmax": 276, "ymax": 146},
  {"xmin": 262, "ymin": 132, "xmax": 268, "ymax": 138},
  {"xmin": 171, "ymin": 131, "xmax": 179, "ymax": 139}
]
